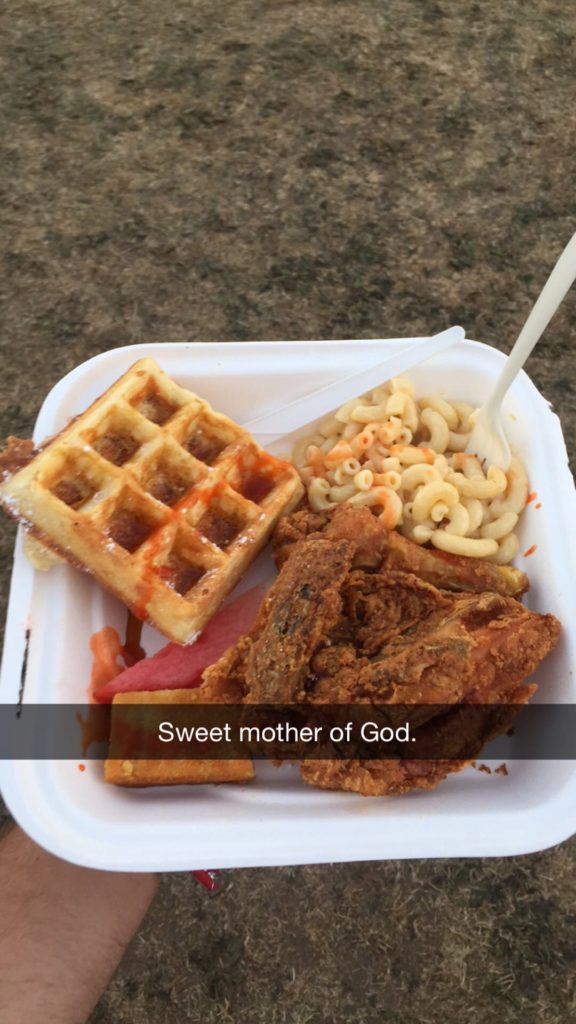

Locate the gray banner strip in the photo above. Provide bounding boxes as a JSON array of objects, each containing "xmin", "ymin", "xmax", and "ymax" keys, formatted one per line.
[{"xmin": 0, "ymin": 703, "xmax": 574, "ymax": 760}]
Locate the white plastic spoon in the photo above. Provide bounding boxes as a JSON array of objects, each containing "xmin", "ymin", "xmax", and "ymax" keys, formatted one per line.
[{"xmin": 467, "ymin": 232, "xmax": 576, "ymax": 469}]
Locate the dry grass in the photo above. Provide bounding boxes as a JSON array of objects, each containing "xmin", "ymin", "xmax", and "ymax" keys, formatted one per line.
[{"xmin": 89, "ymin": 853, "xmax": 576, "ymax": 1023}]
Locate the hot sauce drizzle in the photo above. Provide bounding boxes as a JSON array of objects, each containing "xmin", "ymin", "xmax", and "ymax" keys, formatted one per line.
[{"xmin": 90, "ymin": 627, "xmax": 125, "ymax": 694}]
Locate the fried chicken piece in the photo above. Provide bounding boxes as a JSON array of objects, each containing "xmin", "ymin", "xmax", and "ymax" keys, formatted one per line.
[
  {"xmin": 273, "ymin": 504, "xmax": 529, "ymax": 597},
  {"xmin": 300, "ymin": 684, "xmax": 534, "ymax": 796},
  {"xmin": 310, "ymin": 577, "xmax": 560, "ymax": 707},
  {"xmin": 208, "ymin": 540, "xmax": 559, "ymax": 713},
  {"xmin": 300, "ymin": 757, "xmax": 459, "ymax": 797},
  {"xmin": 341, "ymin": 569, "xmax": 452, "ymax": 657},
  {"xmin": 204, "ymin": 538, "xmax": 356, "ymax": 703},
  {"xmin": 382, "ymin": 529, "xmax": 528, "ymax": 598},
  {"xmin": 301, "ymin": 682, "xmax": 535, "ymax": 796},
  {"xmin": 274, "ymin": 505, "xmax": 387, "ymax": 569},
  {"xmin": 301, "ymin": 571, "xmax": 560, "ymax": 796},
  {"xmin": 200, "ymin": 637, "xmax": 254, "ymax": 702},
  {"xmin": 204, "ymin": 524, "xmax": 559, "ymax": 797}
]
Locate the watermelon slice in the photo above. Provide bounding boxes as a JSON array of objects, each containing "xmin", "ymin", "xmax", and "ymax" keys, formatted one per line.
[{"xmin": 94, "ymin": 585, "xmax": 266, "ymax": 703}]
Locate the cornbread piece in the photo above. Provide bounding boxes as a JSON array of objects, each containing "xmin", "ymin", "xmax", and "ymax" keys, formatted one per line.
[
  {"xmin": 105, "ymin": 688, "xmax": 254, "ymax": 787},
  {"xmin": 0, "ymin": 359, "xmax": 303, "ymax": 643}
]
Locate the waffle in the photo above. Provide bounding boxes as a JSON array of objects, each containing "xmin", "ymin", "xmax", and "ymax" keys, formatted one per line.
[{"xmin": 0, "ymin": 358, "xmax": 303, "ymax": 643}]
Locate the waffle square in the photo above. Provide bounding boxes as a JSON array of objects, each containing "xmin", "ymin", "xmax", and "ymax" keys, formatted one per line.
[{"xmin": 0, "ymin": 358, "xmax": 303, "ymax": 643}]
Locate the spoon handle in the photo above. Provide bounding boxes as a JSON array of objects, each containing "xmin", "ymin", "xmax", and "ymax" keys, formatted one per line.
[{"xmin": 487, "ymin": 232, "xmax": 576, "ymax": 410}]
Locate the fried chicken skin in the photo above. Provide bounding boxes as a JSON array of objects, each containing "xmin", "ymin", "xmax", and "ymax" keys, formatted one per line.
[
  {"xmin": 300, "ymin": 684, "xmax": 535, "ymax": 796},
  {"xmin": 204, "ymin": 536, "xmax": 356, "ymax": 704},
  {"xmin": 204, "ymin": 507, "xmax": 560, "ymax": 796},
  {"xmin": 273, "ymin": 505, "xmax": 529, "ymax": 597},
  {"xmin": 309, "ymin": 574, "xmax": 560, "ymax": 706},
  {"xmin": 383, "ymin": 530, "xmax": 528, "ymax": 599}
]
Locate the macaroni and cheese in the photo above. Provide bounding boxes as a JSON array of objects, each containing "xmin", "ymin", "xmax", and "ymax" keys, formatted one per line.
[{"xmin": 291, "ymin": 377, "xmax": 528, "ymax": 564}]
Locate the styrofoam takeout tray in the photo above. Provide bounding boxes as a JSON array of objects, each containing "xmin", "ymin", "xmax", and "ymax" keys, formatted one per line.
[{"xmin": 1, "ymin": 338, "xmax": 575, "ymax": 871}]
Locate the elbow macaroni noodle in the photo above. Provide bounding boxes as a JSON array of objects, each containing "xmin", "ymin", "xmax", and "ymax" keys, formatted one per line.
[{"xmin": 292, "ymin": 376, "xmax": 529, "ymax": 564}]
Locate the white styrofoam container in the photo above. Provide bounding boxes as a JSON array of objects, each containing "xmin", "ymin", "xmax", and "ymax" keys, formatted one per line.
[{"xmin": 1, "ymin": 338, "xmax": 575, "ymax": 871}]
